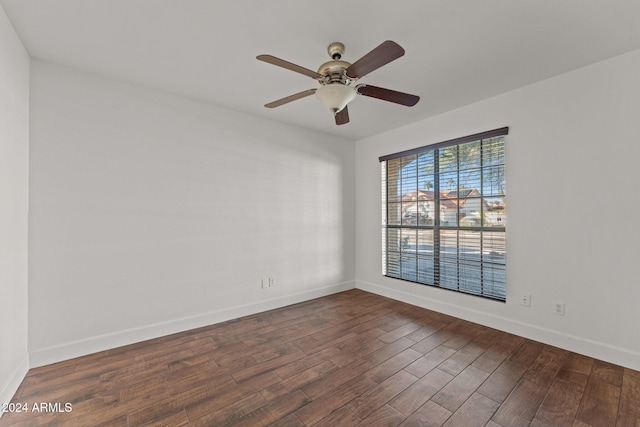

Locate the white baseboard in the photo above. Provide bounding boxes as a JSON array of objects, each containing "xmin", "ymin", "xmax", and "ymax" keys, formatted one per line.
[
  {"xmin": 30, "ymin": 281, "xmax": 355, "ymax": 368},
  {"xmin": 356, "ymin": 279, "xmax": 640, "ymax": 371},
  {"xmin": 0, "ymin": 353, "xmax": 29, "ymax": 418}
]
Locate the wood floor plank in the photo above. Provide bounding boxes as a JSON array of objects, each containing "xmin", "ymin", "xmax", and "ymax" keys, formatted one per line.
[
  {"xmin": 477, "ymin": 359, "xmax": 527, "ymax": 403},
  {"xmin": 557, "ymin": 352, "xmax": 594, "ymax": 384},
  {"xmin": 389, "ymin": 367, "xmax": 453, "ymax": 416},
  {"xmin": 442, "ymin": 392, "xmax": 500, "ymax": 427},
  {"xmin": 591, "ymin": 359, "xmax": 624, "ymax": 387},
  {"xmin": 508, "ymin": 339, "xmax": 545, "ymax": 367},
  {"xmin": 183, "ymin": 372, "xmax": 278, "ymax": 421},
  {"xmin": 294, "ymin": 376, "xmax": 377, "ymax": 426},
  {"xmin": 531, "ymin": 376, "xmax": 588, "ymax": 427},
  {"xmin": 261, "ymin": 360, "xmax": 337, "ymax": 401},
  {"xmin": 294, "ymin": 331, "xmax": 358, "ymax": 356},
  {"xmin": 410, "ymin": 329, "xmax": 456, "ymax": 355},
  {"xmin": 1, "ymin": 290, "xmax": 637, "ymax": 427},
  {"xmin": 92, "ymin": 415, "xmax": 129, "ymax": 427},
  {"xmin": 437, "ymin": 347, "xmax": 481, "ymax": 377},
  {"xmin": 189, "ymin": 392, "xmax": 266, "ymax": 426},
  {"xmin": 439, "ymin": 322, "xmax": 486, "ymax": 351},
  {"xmin": 523, "ymin": 345, "xmax": 570, "ymax": 387},
  {"xmin": 347, "ymin": 370, "xmax": 418, "ymax": 419},
  {"xmin": 18, "ymin": 364, "xmax": 78, "ymax": 393},
  {"xmin": 301, "ymin": 358, "xmax": 373, "ymax": 400},
  {"xmin": 141, "ymin": 408, "xmax": 190, "ymax": 427},
  {"xmin": 331, "ymin": 328, "xmax": 387, "ymax": 366},
  {"xmin": 575, "ymin": 376, "xmax": 621, "ymax": 427},
  {"xmin": 365, "ymin": 348, "xmax": 422, "ymax": 383},
  {"xmin": 404, "ymin": 322, "xmax": 445, "ymax": 343},
  {"xmin": 231, "ymin": 350, "xmax": 306, "ymax": 383},
  {"xmin": 357, "ymin": 404, "xmax": 405, "ymax": 427},
  {"xmin": 399, "ymin": 400, "xmax": 452, "ymax": 427},
  {"xmin": 403, "ymin": 344, "xmax": 456, "ymax": 378},
  {"xmin": 365, "ymin": 337, "xmax": 416, "ymax": 366},
  {"xmin": 274, "ymin": 346, "xmax": 342, "ymax": 380},
  {"xmin": 378, "ymin": 322, "xmax": 423, "ymax": 344},
  {"xmin": 313, "ymin": 406, "xmax": 361, "ymax": 427},
  {"xmin": 491, "ymin": 379, "xmax": 551, "ymax": 427},
  {"xmin": 617, "ymin": 368, "xmax": 640, "ymax": 426},
  {"xmin": 229, "ymin": 389, "xmax": 310, "ymax": 427},
  {"xmin": 471, "ymin": 335, "xmax": 524, "ymax": 374},
  {"xmin": 431, "ymin": 365, "xmax": 490, "ymax": 412},
  {"xmin": 268, "ymin": 413, "xmax": 306, "ymax": 427}
]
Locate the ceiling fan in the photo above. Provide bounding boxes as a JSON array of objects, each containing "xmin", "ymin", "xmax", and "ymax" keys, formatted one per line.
[{"xmin": 257, "ymin": 41, "xmax": 420, "ymax": 125}]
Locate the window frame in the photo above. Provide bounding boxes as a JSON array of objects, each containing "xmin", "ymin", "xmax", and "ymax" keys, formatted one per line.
[{"xmin": 380, "ymin": 127, "xmax": 508, "ymax": 302}]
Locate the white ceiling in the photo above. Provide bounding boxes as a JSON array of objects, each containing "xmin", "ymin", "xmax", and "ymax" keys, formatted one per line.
[{"xmin": 3, "ymin": 0, "xmax": 640, "ymax": 140}]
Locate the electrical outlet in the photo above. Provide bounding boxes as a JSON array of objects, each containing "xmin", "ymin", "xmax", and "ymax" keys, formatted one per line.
[
  {"xmin": 520, "ymin": 293, "xmax": 531, "ymax": 307},
  {"xmin": 269, "ymin": 278, "xmax": 274, "ymax": 287},
  {"xmin": 553, "ymin": 301, "xmax": 565, "ymax": 316}
]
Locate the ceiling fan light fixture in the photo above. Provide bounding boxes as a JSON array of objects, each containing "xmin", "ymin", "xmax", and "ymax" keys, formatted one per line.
[
  {"xmin": 258, "ymin": 40, "xmax": 419, "ymax": 125},
  {"xmin": 315, "ymin": 83, "xmax": 357, "ymax": 114}
]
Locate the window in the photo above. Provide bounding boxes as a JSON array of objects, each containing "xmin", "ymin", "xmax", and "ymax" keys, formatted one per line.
[{"xmin": 380, "ymin": 127, "xmax": 508, "ymax": 301}]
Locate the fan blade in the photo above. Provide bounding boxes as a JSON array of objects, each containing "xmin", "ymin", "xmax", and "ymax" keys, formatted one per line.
[
  {"xmin": 357, "ymin": 84, "xmax": 420, "ymax": 106},
  {"xmin": 264, "ymin": 89, "xmax": 317, "ymax": 108},
  {"xmin": 345, "ymin": 41, "xmax": 405, "ymax": 79},
  {"xmin": 257, "ymin": 55, "xmax": 323, "ymax": 79},
  {"xmin": 335, "ymin": 106, "xmax": 350, "ymax": 125}
]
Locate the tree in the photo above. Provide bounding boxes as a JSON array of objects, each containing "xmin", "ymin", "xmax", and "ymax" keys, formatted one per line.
[
  {"xmin": 446, "ymin": 178, "xmax": 455, "ymax": 190},
  {"xmin": 421, "ymin": 137, "xmax": 505, "ymax": 196}
]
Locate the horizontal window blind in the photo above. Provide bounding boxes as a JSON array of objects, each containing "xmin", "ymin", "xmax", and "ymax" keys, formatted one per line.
[{"xmin": 381, "ymin": 128, "xmax": 508, "ymax": 301}]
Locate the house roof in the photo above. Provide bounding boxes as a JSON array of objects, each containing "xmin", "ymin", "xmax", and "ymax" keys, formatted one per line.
[{"xmin": 401, "ymin": 189, "xmax": 482, "ymax": 210}]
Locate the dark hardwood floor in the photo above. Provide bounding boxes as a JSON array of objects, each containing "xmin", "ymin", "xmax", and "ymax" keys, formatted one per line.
[{"xmin": 1, "ymin": 289, "xmax": 638, "ymax": 426}]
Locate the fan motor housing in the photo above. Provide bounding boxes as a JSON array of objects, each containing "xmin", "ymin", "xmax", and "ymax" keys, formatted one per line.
[{"xmin": 317, "ymin": 60, "xmax": 352, "ymax": 84}]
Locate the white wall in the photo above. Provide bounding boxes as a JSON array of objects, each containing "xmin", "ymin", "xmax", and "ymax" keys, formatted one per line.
[
  {"xmin": 0, "ymin": 4, "xmax": 30, "ymax": 410},
  {"xmin": 356, "ymin": 49, "xmax": 640, "ymax": 370},
  {"xmin": 28, "ymin": 61, "xmax": 355, "ymax": 366}
]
